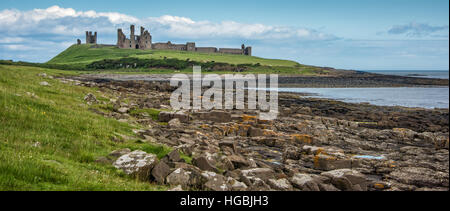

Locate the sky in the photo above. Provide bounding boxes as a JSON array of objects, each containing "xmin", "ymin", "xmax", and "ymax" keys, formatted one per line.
[{"xmin": 0, "ymin": 0, "xmax": 448, "ymax": 70}]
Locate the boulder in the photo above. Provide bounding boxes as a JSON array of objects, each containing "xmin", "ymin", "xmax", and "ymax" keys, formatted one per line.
[
  {"xmin": 164, "ymin": 149, "xmax": 183, "ymax": 163},
  {"xmin": 113, "ymin": 150, "xmax": 158, "ymax": 180},
  {"xmin": 168, "ymin": 118, "xmax": 182, "ymax": 128},
  {"xmin": 166, "ymin": 168, "xmax": 205, "ymax": 189},
  {"xmin": 219, "ymin": 140, "xmax": 237, "ymax": 154},
  {"xmin": 201, "ymin": 171, "xmax": 231, "ymax": 191},
  {"xmin": 321, "ymin": 169, "xmax": 368, "ymax": 191},
  {"xmin": 248, "ymin": 127, "xmax": 264, "ymax": 137},
  {"xmin": 267, "ymin": 178, "xmax": 293, "ymax": 191},
  {"xmin": 240, "ymin": 168, "xmax": 276, "ymax": 182},
  {"xmin": 290, "ymin": 173, "xmax": 320, "ymax": 191},
  {"xmin": 230, "ymin": 179, "xmax": 248, "ymax": 191},
  {"xmin": 151, "ymin": 161, "xmax": 171, "ymax": 184},
  {"xmin": 192, "ymin": 156, "xmax": 219, "ymax": 172},
  {"xmin": 159, "ymin": 111, "xmax": 189, "ymax": 123},
  {"xmin": 314, "ymin": 154, "xmax": 354, "ymax": 170},
  {"xmin": 195, "ymin": 111, "xmax": 232, "ymax": 123},
  {"xmin": 166, "ymin": 168, "xmax": 191, "ymax": 188},
  {"xmin": 228, "ymin": 155, "xmax": 250, "ymax": 169},
  {"xmin": 118, "ymin": 107, "xmax": 129, "ymax": 113}
]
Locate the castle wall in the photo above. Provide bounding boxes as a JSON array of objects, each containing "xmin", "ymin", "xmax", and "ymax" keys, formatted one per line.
[
  {"xmin": 195, "ymin": 47, "xmax": 218, "ymax": 53},
  {"xmin": 218, "ymin": 48, "xmax": 244, "ymax": 55},
  {"xmin": 152, "ymin": 42, "xmax": 188, "ymax": 51}
]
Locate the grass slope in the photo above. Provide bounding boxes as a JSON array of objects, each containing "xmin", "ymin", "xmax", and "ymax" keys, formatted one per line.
[
  {"xmin": 48, "ymin": 44, "xmax": 300, "ymax": 68},
  {"xmin": 0, "ymin": 64, "xmax": 182, "ymax": 190}
]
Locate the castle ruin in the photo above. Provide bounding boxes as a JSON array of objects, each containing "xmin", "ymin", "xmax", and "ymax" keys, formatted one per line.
[
  {"xmin": 117, "ymin": 25, "xmax": 252, "ymax": 56},
  {"xmin": 117, "ymin": 25, "xmax": 152, "ymax": 50},
  {"xmin": 79, "ymin": 25, "xmax": 252, "ymax": 56},
  {"xmin": 85, "ymin": 31, "xmax": 97, "ymax": 44}
]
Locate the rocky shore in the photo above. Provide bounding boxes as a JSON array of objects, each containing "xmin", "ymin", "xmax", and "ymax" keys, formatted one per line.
[{"xmin": 60, "ymin": 75, "xmax": 449, "ymax": 191}]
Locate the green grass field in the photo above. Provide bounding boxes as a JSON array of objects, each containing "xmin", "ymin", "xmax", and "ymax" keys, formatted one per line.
[
  {"xmin": 48, "ymin": 44, "xmax": 300, "ymax": 68},
  {"xmin": 0, "ymin": 64, "xmax": 187, "ymax": 190},
  {"xmin": 43, "ymin": 44, "xmax": 333, "ymax": 75}
]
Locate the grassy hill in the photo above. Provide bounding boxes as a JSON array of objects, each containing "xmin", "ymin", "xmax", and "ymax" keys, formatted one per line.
[
  {"xmin": 48, "ymin": 44, "xmax": 299, "ymax": 67},
  {"xmin": 45, "ymin": 44, "xmax": 332, "ymax": 75},
  {"xmin": 0, "ymin": 64, "xmax": 191, "ymax": 190}
]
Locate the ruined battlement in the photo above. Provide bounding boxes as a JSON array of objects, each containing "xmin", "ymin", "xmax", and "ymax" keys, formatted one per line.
[
  {"xmin": 85, "ymin": 31, "xmax": 97, "ymax": 44},
  {"xmin": 117, "ymin": 25, "xmax": 152, "ymax": 50}
]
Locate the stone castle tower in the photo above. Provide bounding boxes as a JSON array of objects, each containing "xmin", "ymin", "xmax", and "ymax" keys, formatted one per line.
[
  {"xmin": 85, "ymin": 31, "xmax": 97, "ymax": 44},
  {"xmin": 117, "ymin": 25, "xmax": 152, "ymax": 49}
]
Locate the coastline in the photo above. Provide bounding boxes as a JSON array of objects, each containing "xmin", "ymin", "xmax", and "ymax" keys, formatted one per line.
[{"xmin": 63, "ymin": 75, "xmax": 449, "ymax": 191}]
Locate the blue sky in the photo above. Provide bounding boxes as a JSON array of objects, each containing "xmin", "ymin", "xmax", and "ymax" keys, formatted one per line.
[{"xmin": 0, "ymin": 0, "xmax": 448, "ymax": 70}]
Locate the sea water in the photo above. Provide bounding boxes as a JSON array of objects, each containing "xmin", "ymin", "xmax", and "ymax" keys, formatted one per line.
[{"xmin": 277, "ymin": 87, "xmax": 449, "ymax": 109}]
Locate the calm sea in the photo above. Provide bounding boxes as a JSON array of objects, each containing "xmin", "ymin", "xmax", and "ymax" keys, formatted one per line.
[
  {"xmin": 277, "ymin": 87, "xmax": 449, "ymax": 109},
  {"xmin": 275, "ymin": 70, "xmax": 449, "ymax": 109}
]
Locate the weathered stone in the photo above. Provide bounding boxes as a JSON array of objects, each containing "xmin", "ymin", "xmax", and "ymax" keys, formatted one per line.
[
  {"xmin": 248, "ymin": 127, "xmax": 264, "ymax": 137},
  {"xmin": 193, "ymin": 156, "xmax": 219, "ymax": 172},
  {"xmin": 231, "ymin": 180, "xmax": 248, "ymax": 191},
  {"xmin": 201, "ymin": 171, "xmax": 231, "ymax": 191},
  {"xmin": 196, "ymin": 111, "xmax": 232, "ymax": 123},
  {"xmin": 113, "ymin": 150, "xmax": 158, "ymax": 180},
  {"xmin": 219, "ymin": 140, "xmax": 237, "ymax": 153},
  {"xmin": 387, "ymin": 167, "xmax": 448, "ymax": 188},
  {"xmin": 165, "ymin": 149, "xmax": 183, "ymax": 163},
  {"xmin": 267, "ymin": 178, "xmax": 293, "ymax": 191},
  {"xmin": 290, "ymin": 173, "xmax": 320, "ymax": 191},
  {"xmin": 240, "ymin": 168, "xmax": 276, "ymax": 182},
  {"xmin": 168, "ymin": 118, "xmax": 182, "ymax": 128},
  {"xmin": 118, "ymin": 107, "xmax": 129, "ymax": 113},
  {"xmin": 283, "ymin": 147, "xmax": 301, "ymax": 160},
  {"xmin": 151, "ymin": 161, "xmax": 171, "ymax": 184},
  {"xmin": 228, "ymin": 155, "xmax": 250, "ymax": 169},
  {"xmin": 159, "ymin": 111, "xmax": 189, "ymax": 123},
  {"xmin": 314, "ymin": 154, "xmax": 353, "ymax": 170},
  {"xmin": 166, "ymin": 168, "xmax": 191, "ymax": 188},
  {"xmin": 321, "ymin": 169, "xmax": 368, "ymax": 191},
  {"xmin": 246, "ymin": 177, "xmax": 272, "ymax": 191}
]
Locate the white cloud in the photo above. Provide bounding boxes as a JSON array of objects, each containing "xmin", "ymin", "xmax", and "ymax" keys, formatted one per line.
[
  {"xmin": 388, "ymin": 22, "xmax": 449, "ymax": 37},
  {"xmin": 0, "ymin": 5, "xmax": 335, "ymax": 41}
]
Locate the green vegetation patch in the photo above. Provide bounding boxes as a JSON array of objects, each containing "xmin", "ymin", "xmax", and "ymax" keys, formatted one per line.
[{"xmin": 0, "ymin": 64, "xmax": 173, "ymax": 190}]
